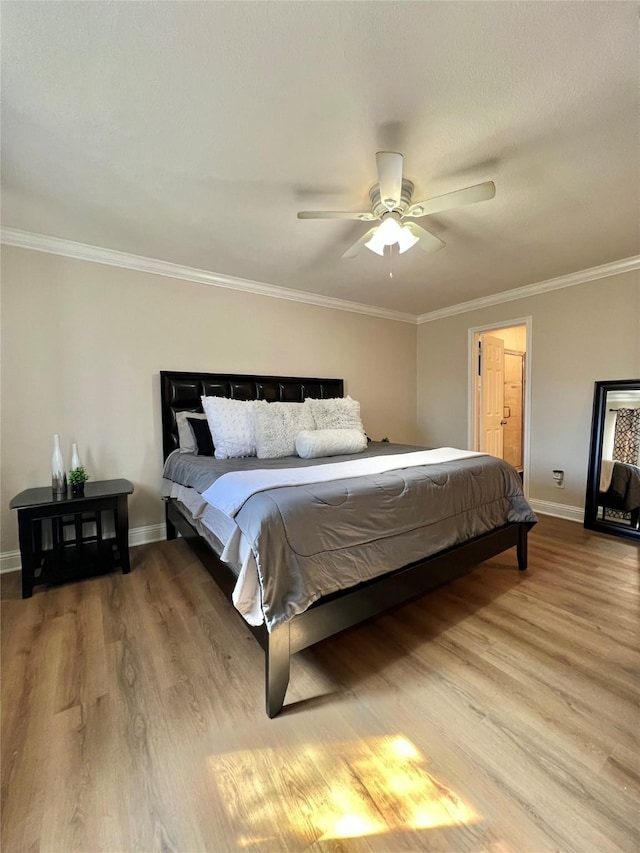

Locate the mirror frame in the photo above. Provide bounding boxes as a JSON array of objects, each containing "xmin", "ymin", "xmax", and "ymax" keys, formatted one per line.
[{"xmin": 584, "ymin": 378, "xmax": 640, "ymax": 542}]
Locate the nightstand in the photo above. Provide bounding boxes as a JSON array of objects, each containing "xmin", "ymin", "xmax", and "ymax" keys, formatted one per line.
[{"xmin": 10, "ymin": 479, "xmax": 134, "ymax": 599}]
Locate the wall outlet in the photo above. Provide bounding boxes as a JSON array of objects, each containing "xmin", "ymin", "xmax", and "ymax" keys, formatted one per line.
[{"xmin": 552, "ymin": 469, "xmax": 565, "ymax": 489}]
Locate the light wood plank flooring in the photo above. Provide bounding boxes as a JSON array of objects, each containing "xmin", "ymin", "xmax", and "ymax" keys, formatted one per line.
[{"xmin": 1, "ymin": 516, "xmax": 638, "ymax": 852}]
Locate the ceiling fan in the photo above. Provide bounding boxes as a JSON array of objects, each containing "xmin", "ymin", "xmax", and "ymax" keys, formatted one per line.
[{"xmin": 297, "ymin": 152, "xmax": 495, "ymax": 259}]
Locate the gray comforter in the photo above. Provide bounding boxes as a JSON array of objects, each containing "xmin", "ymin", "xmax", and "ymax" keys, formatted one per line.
[{"xmin": 163, "ymin": 443, "xmax": 537, "ymax": 630}]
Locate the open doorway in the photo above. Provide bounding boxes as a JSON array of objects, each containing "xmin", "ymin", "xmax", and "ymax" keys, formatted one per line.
[{"xmin": 468, "ymin": 318, "xmax": 532, "ymax": 495}]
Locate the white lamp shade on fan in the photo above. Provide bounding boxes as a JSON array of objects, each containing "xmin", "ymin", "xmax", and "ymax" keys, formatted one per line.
[
  {"xmin": 365, "ymin": 217, "xmax": 419, "ymax": 256},
  {"xmin": 395, "ymin": 225, "xmax": 420, "ymax": 254}
]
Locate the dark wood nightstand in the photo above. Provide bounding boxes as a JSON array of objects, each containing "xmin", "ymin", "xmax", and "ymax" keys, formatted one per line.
[{"xmin": 10, "ymin": 479, "xmax": 134, "ymax": 599}]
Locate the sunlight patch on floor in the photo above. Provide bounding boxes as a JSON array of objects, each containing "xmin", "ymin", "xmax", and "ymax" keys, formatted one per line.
[{"xmin": 209, "ymin": 733, "xmax": 481, "ymax": 847}]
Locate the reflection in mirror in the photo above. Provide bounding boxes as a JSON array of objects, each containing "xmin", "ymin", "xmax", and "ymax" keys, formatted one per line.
[{"xmin": 585, "ymin": 379, "xmax": 640, "ymax": 542}]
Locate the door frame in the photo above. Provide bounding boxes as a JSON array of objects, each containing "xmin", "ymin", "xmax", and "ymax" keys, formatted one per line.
[{"xmin": 468, "ymin": 316, "xmax": 532, "ymax": 498}]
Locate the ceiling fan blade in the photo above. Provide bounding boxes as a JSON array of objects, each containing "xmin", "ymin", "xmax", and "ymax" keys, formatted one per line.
[
  {"xmin": 342, "ymin": 227, "xmax": 378, "ymax": 259},
  {"xmin": 405, "ymin": 181, "xmax": 496, "ymax": 218},
  {"xmin": 404, "ymin": 222, "xmax": 446, "ymax": 253},
  {"xmin": 376, "ymin": 151, "xmax": 403, "ymax": 210},
  {"xmin": 297, "ymin": 210, "xmax": 375, "ymax": 221}
]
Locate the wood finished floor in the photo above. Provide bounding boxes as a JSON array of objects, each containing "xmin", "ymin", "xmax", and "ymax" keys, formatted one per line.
[{"xmin": 1, "ymin": 515, "xmax": 638, "ymax": 852}]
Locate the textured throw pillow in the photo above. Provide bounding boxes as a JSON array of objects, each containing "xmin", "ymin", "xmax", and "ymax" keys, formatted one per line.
[
  {"xmin": 176, "ymin": 411, "xmax": 207, "ymax": 454},
  {"xmin": 201, "ymin": 396, "xmax": 267, "ymax": 459},
  {"xmin": 295, "ymin": 428, "xmax": 368, "ymax": 459},
  {"xmin": 253, "ymin": 402, "xmax": 315, "ymax": 459},
  {"xmin": 186, "ymin": 416, "xmax": 215, "ymax": 456},
  {"xmin": 305, "ymin": 396, "xmax": 365, "ymax": 434}
]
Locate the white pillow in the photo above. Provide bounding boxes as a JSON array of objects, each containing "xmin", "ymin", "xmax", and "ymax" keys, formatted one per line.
[
  {"xmin": 253, "ymin": 402, "xmax": 315, "ymax": 459},
  {"xmin": 295, "ymin": 428, "xmax": 368, "ymax": 459},
  {"xmin": 201, "ymin": 396, "xmax": 267, "ymax": 459},
  {"xmin": 305, "ymin": 395, "xmax": 365, "ymax": 434},
  {"xmin": 176, "ymin": 411, "xmax": 207, "ymax": 454}
]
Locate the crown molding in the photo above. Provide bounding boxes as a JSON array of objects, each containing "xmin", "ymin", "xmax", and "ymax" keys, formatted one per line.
[
  {"xmin": 0, "ymin": 228, "xmax": 417, "ymax": 325},
  {"xmin": 3, "ymin": 228, "xmax": 637, "ymax": 326},
  {"xmin": 416, "ymin": 256, "xmax": 640, "ymax": 324}
]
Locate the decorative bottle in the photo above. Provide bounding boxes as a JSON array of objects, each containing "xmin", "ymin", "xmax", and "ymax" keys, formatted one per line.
[
  {"xmin": 51, "ymin": 434, "xmax": 66, "ymax": 496},
  {"xmin": 71, "ymin": 442, "xmax": 81, "ymax": 471}
]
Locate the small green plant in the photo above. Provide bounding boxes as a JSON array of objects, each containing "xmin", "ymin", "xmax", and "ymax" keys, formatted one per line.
[
  {"xmin": 68, "ymin": 465, "xmax": 89, "ymax": 485},
  {"xmin": 381, "ymin": 436, "xmax": 390, "ymax": 443}
]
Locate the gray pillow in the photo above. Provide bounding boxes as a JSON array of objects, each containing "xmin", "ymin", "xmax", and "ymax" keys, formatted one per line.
[{"xmin": 176, "ymin": 411, "xmax": 207, "ymax": 453}]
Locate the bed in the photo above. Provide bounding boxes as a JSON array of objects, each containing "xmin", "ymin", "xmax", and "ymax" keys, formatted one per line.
[
  {"xmin": 160, "ymin": 370, "xmax": 536, "ymax": 717},
  {"xmin": 598, "ymin": 459, "xmax": 640, "ymax": 529}
]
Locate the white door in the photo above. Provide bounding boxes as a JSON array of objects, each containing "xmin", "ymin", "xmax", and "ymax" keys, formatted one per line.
[{"xmin": 480, "ymin": 334, "xmax": 505, "ymax": 458}]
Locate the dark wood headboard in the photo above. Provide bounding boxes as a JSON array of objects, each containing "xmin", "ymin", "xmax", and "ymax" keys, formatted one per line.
[{"xmin": 160, "ymin": 371, "xmax": 344, "ymax": 460}]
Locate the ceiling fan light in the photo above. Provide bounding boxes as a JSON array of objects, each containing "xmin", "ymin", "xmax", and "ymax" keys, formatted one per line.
[
  {"xmin": 364, "ymin": 231, "xmax": 386, "ymax": 255},
  {"xmin": 396, "ymin": 225, "xmax": 419, "ymax": 254},
  {"xmin": 365, "ymin": 217, "xmax": 401, "ymax": 255},
  {"xmin": 365, "ymin": 216, "xmax": 419, "ymax": 256}
]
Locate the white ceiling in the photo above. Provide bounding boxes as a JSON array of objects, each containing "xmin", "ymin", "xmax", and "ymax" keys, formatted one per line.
[{"xmin": 2, "ymin": 1, "xmax": 638, "ymax": 316}]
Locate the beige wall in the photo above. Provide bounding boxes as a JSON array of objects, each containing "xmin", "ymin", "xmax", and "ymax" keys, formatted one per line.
[
  {"xmin": 3, "ymin": 244, "xmax": 638, "ymax": 557},
  {"xmin": 0, "ymin": 246, "xmax": 417, "ymax": 554},
  {"xmin": 417, "ymin": 271, "xmax": 640, "ymax": 510}
]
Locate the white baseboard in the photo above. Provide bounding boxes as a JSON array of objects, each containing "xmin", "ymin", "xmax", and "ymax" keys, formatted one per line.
[
  {"xmin": 0, "ymin": 504, "xmax": 585, "ymax": 575},
  {"xmin": 0, "ymin": 522, "xmax": 167, "ymax": 575},
  {"xmin": 127, "ymin": 523, "xmax": 167, "ymax": 548},
  {"xmin": 0, "ymin": 550, "xmax": 22, "ymax": 574},
  {"xmin": 528, "ymin": 498, "xmax": 584, "ymax": 523}
]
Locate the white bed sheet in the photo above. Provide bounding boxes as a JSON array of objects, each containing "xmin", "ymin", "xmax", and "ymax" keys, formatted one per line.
[{"xmin": 163, "ymin": 480, "xmax": 264, "ymax": 625}]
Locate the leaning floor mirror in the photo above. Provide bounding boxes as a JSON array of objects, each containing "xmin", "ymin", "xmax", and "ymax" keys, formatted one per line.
[{"xmin": 584, "ymin": 378, "xmax": 640, "ymax": 542}]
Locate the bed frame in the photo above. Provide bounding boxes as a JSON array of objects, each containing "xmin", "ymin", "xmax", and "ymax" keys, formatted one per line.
[{"xmin": 160, "ymin": 370, "xmax": 529, "ymax": 717}]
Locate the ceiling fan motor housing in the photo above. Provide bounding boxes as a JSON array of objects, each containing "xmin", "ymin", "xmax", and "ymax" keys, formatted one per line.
[{"xmin": 369, "ymin": 179, "xmax": 414, "ymax": 218}]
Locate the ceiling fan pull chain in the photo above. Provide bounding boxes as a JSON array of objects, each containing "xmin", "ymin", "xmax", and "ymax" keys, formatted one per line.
[{"xmin": 389, "ymin": 245, "xmax": 393, "ymax": 278}]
